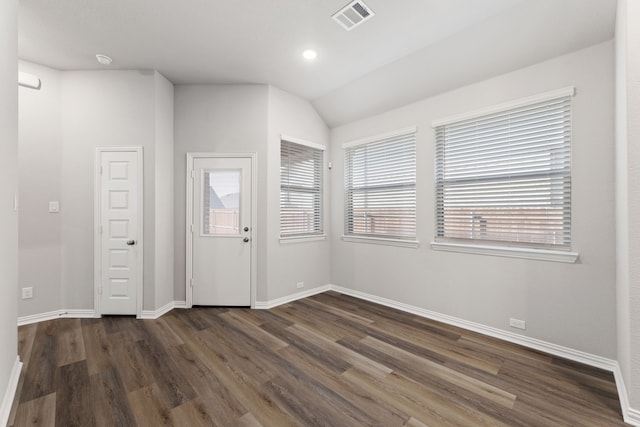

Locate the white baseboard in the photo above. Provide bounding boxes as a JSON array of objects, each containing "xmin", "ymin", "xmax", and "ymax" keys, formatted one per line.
[
  {"xmin": 627, "ymin": 407, "xmax": 640, "ymax": 426},
  {"xmin": 64, "ymin": 309, "xmax": 99, "ymax": 319},
  {"xmin": 254, "ymin": 285, "xmax": 332, "ymax": 309},
  {"xmin": 17, "ymin": 309, "xmax": 99, "ymax": 326},
  {"xmin": 18, "ymin": 301, "xmax": 190, "ymax": 325},
  {"xmin": 140, "ymin": 301, "xmax": 186, "ymax": 320},
  {"xmin": 0, "ymin": 356, "xmax": 22, "ymax": 427},
  {"xmin": 613, "ymin": 364, "xmax": 640, "ymax": 426}
]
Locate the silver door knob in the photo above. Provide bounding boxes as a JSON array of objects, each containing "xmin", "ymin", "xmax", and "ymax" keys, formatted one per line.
[
  {"xmin": 126, "ymin": 240, "xmax": 136, "ymax": 245},
  {"xmin": 243, "ymin": 237, "xmax": 249, "ymax": 243}
]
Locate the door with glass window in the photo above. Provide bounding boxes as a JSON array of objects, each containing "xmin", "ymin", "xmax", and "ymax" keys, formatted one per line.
[{"xmin": 191, "ymin": 156, "xmax": 252, "ymax": 306}]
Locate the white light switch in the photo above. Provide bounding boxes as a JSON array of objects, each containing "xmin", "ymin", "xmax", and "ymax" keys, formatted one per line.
[{"xmin": 49, "ymin": 201, "xmax": 60, "ymax": 213}]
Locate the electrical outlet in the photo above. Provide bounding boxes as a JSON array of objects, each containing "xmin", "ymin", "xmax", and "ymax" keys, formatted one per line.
[
  {"xmin": 509, "ymin": 318, "xmax": 526, "ymax": 330},
  {"xmin": 22, "ymin": 287, "xmax": 33, "ymax": 299},
  {"xmin": 296, "ymin": 281, "xmax": 304, "ymax": 289}
]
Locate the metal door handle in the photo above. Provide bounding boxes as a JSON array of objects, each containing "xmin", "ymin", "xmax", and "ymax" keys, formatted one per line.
[
  {"xmin": 244, "ymin": 226, "xmax": 249, "ymax": 232},
  {"xmin": 126, "ymin": 240, "xmax": 136, "ymax": 246},
  {"xmin": 243, "ymin": 237, "xmax": 250, "ymax": 243}
]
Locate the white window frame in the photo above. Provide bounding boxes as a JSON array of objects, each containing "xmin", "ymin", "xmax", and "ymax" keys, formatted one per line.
[
  {"xmin": 279, "ymin": 135, "xmax": 326, "ymax": 244},
  {"xmin": 342, "ymin": 127, "xmax": 419, "ymax": 248},
  {"xmin": 431, "ymin": 87, "xmax": 578, "ymax": 263}
]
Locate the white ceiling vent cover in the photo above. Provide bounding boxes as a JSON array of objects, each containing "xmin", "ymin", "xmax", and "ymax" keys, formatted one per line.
[{"xmin": 332, "ymin": 0, "xmax": 375, "ymax": 31}]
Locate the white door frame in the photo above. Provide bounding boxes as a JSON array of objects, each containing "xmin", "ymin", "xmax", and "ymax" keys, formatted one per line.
[
  {"xmin": 186, "ymin": 152, "xmax": 257, "ymax": 309},
  {"xmin": 94, "ymin": 146, "xmax": 144, "ymax": 317}
]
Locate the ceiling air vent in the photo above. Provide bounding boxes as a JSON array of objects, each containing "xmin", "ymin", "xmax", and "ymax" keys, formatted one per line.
[{"xmin": 332, "ymin": 0, "xmax": 375, "ymax": 31}]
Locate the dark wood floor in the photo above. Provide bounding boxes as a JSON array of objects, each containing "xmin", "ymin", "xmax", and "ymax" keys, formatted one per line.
[{"xmin": 8, "ymin": 291, "xmax": 628, "ymax": 426}]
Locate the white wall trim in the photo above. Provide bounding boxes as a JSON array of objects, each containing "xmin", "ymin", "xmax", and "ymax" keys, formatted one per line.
[
  {"xmin": 140, "ymin": 301, "xmax": 184, "ymax": 320},
  {"xmin": 343, "ymin": 235, "xmax": 420, "ymax": 249},
  {"xmin": 0, "ymin": 356, "xmax": 22, "ymax": 427},
  {"xmin": 17, "ymin": 309, "xmax": 99, "ymax": 326},
  {"xmin": 431, "ymin": 241, "xmax": 579, "ymax": 263},
  {"xmin": 613, "ymin": 363, "xmax": 640, "ymax": 426},
  {"xmin": 64, "ymin": 309, "xmax": 99, "ymax": 319},
  {"xmin": 18, "ymin": 302, "xmax": 190, "ymax": 325},
  {"xmin": 627, "ymin": 408, "xmax": 640, "ymax": 426},
  {"xmin": 18, "ymin": 309, "xmax": 65, "ymax": 326},
  {"xmin": 255, "ymin": 285, "xmax": 332, "ymax": 309}
]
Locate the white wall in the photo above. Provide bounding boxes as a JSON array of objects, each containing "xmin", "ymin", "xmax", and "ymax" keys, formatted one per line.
[
  {"xmin": 154, "ymin": 72, "xmax": 175, "ymax": 309},
  {"xmin": 60, "ymin": 70, "xmax": 157, "ymax": 310},
  {"xmin": 330, "ymin": 41, "xmax": 617, "ymax": 358},
  {"xmin": 0, "ymin": 0, "xmax": 19, "ymax": 412},
  {"xmin": 18, "ymin": 61, "xmax": 62, "ymax": 316},
  {"xmin": 173, "ymin": 84, "xmax": 329, "ymax": 303},
  {"xmin": 616, "ymin": 0, "xmax": 640, "ymax": 411},
  {"xmin": 18, "ymin": 67, "xmax": 175, "ymax": 316},
  {"xmin": 266, "ymin": 86, "xmax": 330, "ymax": 300},
  {"xmin": 173, "ymin": 85, "xmax": 269, "ymax": 301}
]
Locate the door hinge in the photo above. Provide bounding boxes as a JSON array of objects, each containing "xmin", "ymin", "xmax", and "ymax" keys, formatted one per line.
[
  {"xmin": 100, "ymin": 165, "xmax": 103, "ymax": 176},
  {"xmin": 190, "ymin": 170, "xmax": 195, "ymax": 179},
  {"xmin": 190, "ymin": 224, "xmax": 194, "ymax": 234},
  {"xmin": 98, "ymin": 286, "xmax": 103, "ymax": 295},
  {"xmin": 189, "ymin": 278, "xmax": 193, "ymax": 288},
  {"xmin": 99, "ymin": 225, "xmax": 103, "ymax": 235}
]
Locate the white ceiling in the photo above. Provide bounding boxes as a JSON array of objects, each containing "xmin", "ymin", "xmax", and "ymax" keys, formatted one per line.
[{"xmin": 18, "ymin": 0, "xmax": 616, "ymax": 127}]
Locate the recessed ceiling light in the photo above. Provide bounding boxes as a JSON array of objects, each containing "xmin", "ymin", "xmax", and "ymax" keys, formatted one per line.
[
  {"xmin": 96, "ymin": 54, "xmax": 113, "ymax": 65},
  {"xmin": 302, "ymin": 49, "xmax": 317, "ymax": 60}
]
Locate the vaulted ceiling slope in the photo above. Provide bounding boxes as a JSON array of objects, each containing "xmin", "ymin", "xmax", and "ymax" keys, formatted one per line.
[{"xmin": 19, "ymin": 0, "xmax": 616, "ymax": 127}]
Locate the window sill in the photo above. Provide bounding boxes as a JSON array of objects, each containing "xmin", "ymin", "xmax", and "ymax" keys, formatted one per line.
[
  {"xmin": 430, "ymin": 241, "xmax": 579, "ymax": 263},
  {"xmin": 342, "ymin": 235, "xmax": 420, "ymax": 248},
  {"xmin": 280, "ymin": 235, "xmax": 327, "ymax": 245}
]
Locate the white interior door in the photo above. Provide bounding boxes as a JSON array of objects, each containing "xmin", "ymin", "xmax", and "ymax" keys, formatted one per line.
[
  {"xmin": 190, "ymin": 156, "xmax": 252, "ymax": 306},
  {"xmin": 97, "ymin": 149, "xmax": 142, "ymax": 315}
]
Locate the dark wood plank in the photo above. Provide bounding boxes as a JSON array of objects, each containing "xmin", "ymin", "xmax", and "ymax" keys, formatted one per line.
[
  {"xmin": 89, "ymin": 367, "xmax": 137, "ymax": 427},
  {"xmin": 170, "ymin": 399, "xmax": 216, "ymax": 427},
  {"xmin": 127, "ymin": 383, "xmax": 174, "ymax": 427},
  {"xmin": 12, "ymin": 393, "xmax": 56, "ymax": 427},
  {"xmin": 20, "ymin": 322, "xmax": 58, "ymax": 402},
  {"xmin": 166, "ymin": 344, "xmax": 248, "ymax": 425},
  {"xmin": 135, "ymin": 338, "xmax": 197, "ymax": 408},
  {"xmin": 107, "ymin": 331, "xmax": 154, "ymax": 393},
  {"xmin": 55, "ymin": 361, "xmax": 94, "ymax": 427},
  {"xmin": 81, "ymin": 321, "xmax": 113, "ymax": 376}
]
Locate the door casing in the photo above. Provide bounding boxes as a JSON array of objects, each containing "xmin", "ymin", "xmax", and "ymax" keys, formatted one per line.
[
  {"xmin": 186, "ymin": 152, "xmax": 257, "ymax": 308},
  {"xmin": 94, "ymin": 146, "xmax": 144, "ymax": 317}
]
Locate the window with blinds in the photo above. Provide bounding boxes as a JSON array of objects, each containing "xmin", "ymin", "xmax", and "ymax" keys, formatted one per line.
[
  {"xmin": 280, "ymin": 139, "xmax": 324, "ymax": 237},
  {"xmin": 434, "ymin": 91, "xmax": 572, "ymax": 249},
  {"xmin": 344, "ymin": 128, "xmax": 417, "ymax": 240}
]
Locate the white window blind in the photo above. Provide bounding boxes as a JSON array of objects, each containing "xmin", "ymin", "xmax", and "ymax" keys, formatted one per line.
[
  {"xmin": 280, "ymin": 140, "xmax": 323, "ymax": 237},
  {"xmin": 344, "ymin": 129, "xmax": 416, "ymax": 239},
  {"xmin": 435, "ymin": 94, "xmax": 572, "ymax": 249}
]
